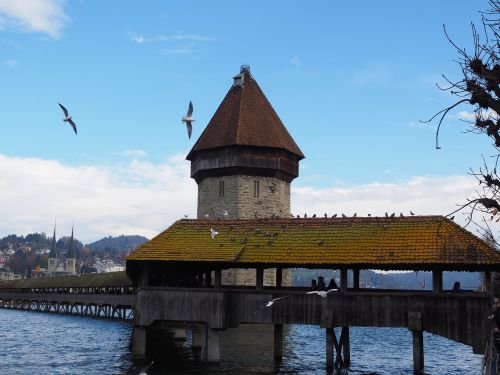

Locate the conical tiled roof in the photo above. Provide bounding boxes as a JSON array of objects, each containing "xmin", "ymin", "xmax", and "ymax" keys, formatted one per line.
[{"xmin": 187, "ymin": 67, "xmax": 304, "ymax": 160}]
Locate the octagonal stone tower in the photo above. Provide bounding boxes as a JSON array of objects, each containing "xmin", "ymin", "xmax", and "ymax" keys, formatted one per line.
[{"xmin": 187, "ymin": 66, "xmax": 304, "ymax": 220}]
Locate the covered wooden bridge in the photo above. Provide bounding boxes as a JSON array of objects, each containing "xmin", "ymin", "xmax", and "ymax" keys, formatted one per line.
[
  {"xmin": 0, "ymin": 271, "xmax": 135, "ymax": 319},
  {"xmin": 126, "ymin": 215, "xmax": 500, "ymax": 373}
]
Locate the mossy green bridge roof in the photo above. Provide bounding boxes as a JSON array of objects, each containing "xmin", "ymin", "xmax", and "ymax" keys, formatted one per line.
[
  {"xmin": 0, "ymin": 271, "xmax": 132, "ymax": 289},
  {"xmin": 127, "ymin": 216, "xmax": 500, "ymax": 271}
]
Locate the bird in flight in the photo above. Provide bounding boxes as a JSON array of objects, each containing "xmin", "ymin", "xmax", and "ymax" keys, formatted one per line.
[
  {"xmin": 210, "ymin": 228, "xmax": 218, "ymax": 240},
  {"xmin": 182, "ymin": 101, "xmax": 194, "ymax": 139},
  {"xmin": 306, "ymin": 288, "xmax": 338, "ymax": 298},
  {"xmin": 265, "ymin": 296, "xmax": 290, "ymax": 307},
  {"xmin": 58, "ymin": 103, "xmax": 77, "ymax": 134}
]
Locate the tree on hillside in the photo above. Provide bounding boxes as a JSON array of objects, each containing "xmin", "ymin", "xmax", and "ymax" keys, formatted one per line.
[{"xmin": 424, "ymin": 1, "xmax": 499, "ymax": 231}]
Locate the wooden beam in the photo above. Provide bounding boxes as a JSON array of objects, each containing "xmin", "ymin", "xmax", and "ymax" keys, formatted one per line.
[
  {"xmin": 432, "ymin": 270, "xmax": 442, "ymax": 293},
  {"xmin": 214, "ymin": 269, "xmax": 222, "ymax": 288},
  {"xmin": 256, "ymin": 268, "xmax": 264, "ymax": 290},
  {"xmin": 341, "ymin": 326, "xmax": 350, "ymax": 366},
  {"xmin": 276, "ymin": 268, "xmax": 283, "ymax": 287},
  {"xmin": 326, "ymin": 328, "xmax": 334, "ymax": 372},
  {"xmin": 274, "ymin": 324, "xmax": 283, "ymax": 361},
  {"xmin": 353, "ymin": 270, "xmax": 360, "ymax": 291},
  {"xmin": 340, "ymin": 269, "xmax": 348, "ymax": 292},
  {"xmin": 412, "ymin": 330, "xmax": 424, "ymax": 373}
]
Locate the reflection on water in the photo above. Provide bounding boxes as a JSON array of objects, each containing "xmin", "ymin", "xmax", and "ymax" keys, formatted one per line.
[{"xmin": 0, "ymin": 309, "xmax": 483, "ymax": 375}]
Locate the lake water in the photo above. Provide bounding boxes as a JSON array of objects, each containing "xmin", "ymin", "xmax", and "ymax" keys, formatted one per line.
[{"xmin": 0, "ymin": 309, "xmax": 483, "ymax": 374}]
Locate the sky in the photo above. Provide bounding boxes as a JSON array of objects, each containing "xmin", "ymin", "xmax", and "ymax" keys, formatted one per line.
[{"xmin": 0, "ymin": 0, "xmax": 496, "ymax": 243}]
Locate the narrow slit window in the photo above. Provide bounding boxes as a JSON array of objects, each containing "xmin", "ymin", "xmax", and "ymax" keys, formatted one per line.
[
  {"xmin": 219, "ymin": 180, "xmax": 224, "ymax": 198},
  {"xmin": 254, "ymin": 180, "xmax": 260, "ymax": 198}
]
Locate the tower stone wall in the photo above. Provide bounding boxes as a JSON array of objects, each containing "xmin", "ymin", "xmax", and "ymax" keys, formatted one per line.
[
  {"xmin": 48, "ymin": 258, "xmax": 57, "ymax": 273},
  {"xmin": 197, "ymin": 175, "xmax": 290, "ymax": 220}
]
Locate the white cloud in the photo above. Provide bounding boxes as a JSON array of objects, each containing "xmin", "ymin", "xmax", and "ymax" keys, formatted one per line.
[
  {"xmin": 291, "ymin": 175, "xmax": 477, "ymax": 223},
  {"xmin": 162, "ymin": 47, "xmax": 195, "ymax": 56},
  {"xmin": 289, "ymin": 56, "xmax": 302, "ymax": 69},
  {"xmin": 457, "ymin": 111, "xmax": 475, "ymax": 121},
  {"xmin": 0, "ymin": 0, "xmax": 68, "ymax": 38},
  {"xmin": 0, "ymin": 153, "xmax": 196, "ymax": 243},
  {"xmin": 130, "ymin": 33, "xmax": 215, "ymax": 44},
  {"xmin": 352, "ymin": 64, "xmax": 389, "ymax": 85},
  {"xmin": 0, "ymin": 153, "xmax": 486, "ymax": 244},
  {"xmin": 122, "ymin": 149, "xmax": 148, "ymax": 158},
  {"xmin": 4, "ymin": 58, "xmax": 17, "ymax": 67}
]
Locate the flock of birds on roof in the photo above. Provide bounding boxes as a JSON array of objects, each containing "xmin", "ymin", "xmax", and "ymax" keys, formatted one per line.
[
  {"xmin": 295, "ymin": 211, "xmax": 417, "ymax": 219},
  {"xmin": 56, "ymin": 101, "xmax": 195, "ymax": 138},
  {"xmin": 206, "ymin": 210, "xmax": 456, "ymax": 239}
]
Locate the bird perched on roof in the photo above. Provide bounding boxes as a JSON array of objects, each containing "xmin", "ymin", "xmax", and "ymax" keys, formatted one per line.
[
  {"xmin": 324, "ymin": 213, "xmax": 328, "ymax": 218},
  {"xmin": 58, "ymin": 103, "xmax": 77, "ymax": 134},
  {"xmin": 385, "ymin": 212, "xmax": 389, "ymax": 217},
  {"xmin": 223, "ymin": 210, "xmax": 229, "ymax": 217},
  {"xmin": 368, "ymin": 213, "xmax": 372, "ymax": 217},
  {"xmin": 390, "ymin": 212, "xmax": 395, "ymax": 218},
  {"xmin": 181, "ymin": 101, "xmax": 195, "ymax": 139},
  {"xmin": 304, "ymin": 213, "xmax": 307, "ymax": 218},
  {"xmin": 342, "ymin": 213, "xmax": 347, "ymax": 218},
  {"xmin": 306, "ymin": 288, "xmax": 338, "ymax": 298},
  {"xmin": 353, "ymin": 213, "xmax": 357, "ymax": 217},
  {"xmin": 312, "ymin": 214, "xmax": 317, "ymax": 218},
  {"xmin": 410, "ymin": 211, "xmax": 415, "ymax": 216},
  {"xmin": 332, "ymin": 214, "xmax": 337, "ymax": 218},
  {"xmin": 210, "ymin": 228, "xmax": 218, "ymax": 240},
  {"xmin": 400, "ymin": 212, "xmax": 404, "ymax": 217}
]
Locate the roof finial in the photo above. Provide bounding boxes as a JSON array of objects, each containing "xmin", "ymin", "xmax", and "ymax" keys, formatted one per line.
[{"xmin": 240, "ymin": 64, "xmax": 250, "ymax": 73}]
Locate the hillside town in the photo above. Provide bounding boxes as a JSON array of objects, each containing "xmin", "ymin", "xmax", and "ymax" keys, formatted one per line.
[{"xmin": 0, "ymin": 231, "xmax": 147, "ymax": 280}]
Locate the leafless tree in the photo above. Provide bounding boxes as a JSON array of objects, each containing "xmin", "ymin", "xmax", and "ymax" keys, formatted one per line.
[{"xmin": 424, "ymin": 1, "xmax": 500, "ymax": 233}]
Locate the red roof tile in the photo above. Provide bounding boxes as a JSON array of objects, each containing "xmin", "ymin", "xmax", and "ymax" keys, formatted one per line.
[{"xmin": 187, "ymin": 69, "xmax": 304, "ymax": 159}]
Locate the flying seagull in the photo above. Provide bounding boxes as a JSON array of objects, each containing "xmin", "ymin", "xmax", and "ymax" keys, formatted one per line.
[
  {"xmin": 306, "ymin": 288, "xmax": 338, "ymax": 298},
  {"xmin": 265, "ymin": 296, "xmax": 290, "ymax": 307},
  {"xmin": 210, "ymin": 228, "xmax": 218, "ymax": 240},
  {"xmin": 58, "ymin": 103, "xmax": 77, "ymax": 134},
  {"xmin": 182, "ymin": 101, "xmax": 194, "ymax": 139}
]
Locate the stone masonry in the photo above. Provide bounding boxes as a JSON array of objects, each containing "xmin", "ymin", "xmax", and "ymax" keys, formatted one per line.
[{"xmin": 197, "ymin": 175, "xmax": 290, "ymax": 220}]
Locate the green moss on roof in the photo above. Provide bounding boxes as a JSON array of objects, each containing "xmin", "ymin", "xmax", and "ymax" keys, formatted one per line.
[
  {"xmin": 127, "ymin": 216, "xmax": 500, "ymax": 270},
  {"xmin": 0, "ymin": 271, "xmax": 132, "ymax": 289}
]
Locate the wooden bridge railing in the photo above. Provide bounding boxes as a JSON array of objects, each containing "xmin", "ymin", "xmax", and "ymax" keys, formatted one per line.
[{"xmin": 135, "ymin": 287, "xmax": 491, "ymax": 354}]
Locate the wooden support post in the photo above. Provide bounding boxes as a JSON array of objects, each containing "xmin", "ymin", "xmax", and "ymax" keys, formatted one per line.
[
  {"xmin": 340, "ymin": 269, "xmax": 348, "ymax": 292},
  {"xmin": 214, "ymin": 269, "xmax": 222, "ymax": 288},
  {"xmin": 326, "ymin": 328, "xmax": 334, "ymax": 372},
  {"xmin": 256, "ymin": 268, "xmax": 264, "ymax": 290},
  {"xmin": 276, "ymin": 268, "xmax": 283, "ymax": 287},
  {"xmin": 274, "ymin": 324, "xmax": 283, "ymax": 361},
  {"xmin": 342, "ymin": 326, "xmax": 350, "ymax": 366},
  {"xmin": 484, "ymin": 271, "xmax": 492, "ymax": 294},
  {"xmin": 204, "ymin": 271, "xmax": 211, "ymax": 287},
  {"xmin": 412, "ymin": 330, "xmax": 424, "ymax": 374},
  {"xmin": 353, "ymin": 269, "xmax": 360, "ymax": 291},
  {"xmin": 131, "ymin": 326, "xmax": 147, "ymax": 360},
  {"xmin": 432, "ymin": 270, "xmax": 442, "ymax": 293},
  {"xmin": 139, "ymin": 264, "xmax": 150, "ymax": 288}
]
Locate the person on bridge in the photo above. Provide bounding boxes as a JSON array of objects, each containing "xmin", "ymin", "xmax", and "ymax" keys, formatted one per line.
[
  {"xmin": 327, "ymin": 278, "xmax": 338, "ymax": 290},
  {"xmin": 318, "ymin": 276, "xmax": 326, "ymax": 290}
]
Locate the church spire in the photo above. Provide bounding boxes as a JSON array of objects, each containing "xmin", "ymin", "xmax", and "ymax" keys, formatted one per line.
[{"xmin": 49, "ymin": 219, "xmax": 57, "ymax": 259}]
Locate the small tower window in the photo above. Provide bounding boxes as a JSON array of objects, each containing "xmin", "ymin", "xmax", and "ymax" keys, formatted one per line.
[
  {"xmin": 253, "ymin": 180, "xmax": 260, "ymax": 198},
  {"xmin": 219, "ymin": 180, "xmax": 225, "ymax": 198}
]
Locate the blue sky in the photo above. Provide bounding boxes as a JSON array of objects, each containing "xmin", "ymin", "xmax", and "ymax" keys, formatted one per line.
[{"xmin": 0, "ymin": 1, "xmax": 494, "ymax": 242}]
